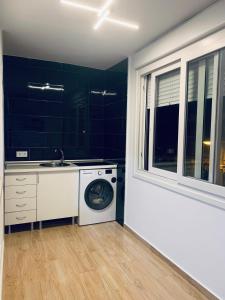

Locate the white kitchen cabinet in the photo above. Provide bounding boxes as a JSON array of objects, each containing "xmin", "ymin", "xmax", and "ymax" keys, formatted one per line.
[
  {"xmin": 4, "ymin": 173, "xmax": 37, "ymax": 227},
  {"xmin": 5, "ymin": 174, "xmax": 36, "ymax": 186},
  {"xmin": 5, "ymin": 210, "xmax": 36, "ymax": 226},
  {"xmin": 37, "ymin": 171, "xmax": 78, "ymax": 221}
]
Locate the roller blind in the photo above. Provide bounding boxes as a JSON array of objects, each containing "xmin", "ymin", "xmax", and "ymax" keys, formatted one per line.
[
  {"xmin": 146, "ymin": 75, "xmax": 151, "ymax": 109},
  {"xmin": 188, "ymin": 57, "xmax": 214, "ymax": 102},
  {"xmin": 156, "ymin": 69, "xmax": 180, "ymax": 107},
  {"xmin": 205, "ymin": 56, "xmax": 214, "ymax": 99},
  {"xmin": 187, "ymin": 61, "xmax": 198, "ymax": 102}
]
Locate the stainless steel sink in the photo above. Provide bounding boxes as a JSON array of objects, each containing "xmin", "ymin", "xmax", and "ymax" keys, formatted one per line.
[{"xmin": 40, "ymin": 162, "xmax": 71, "ymax": 168}]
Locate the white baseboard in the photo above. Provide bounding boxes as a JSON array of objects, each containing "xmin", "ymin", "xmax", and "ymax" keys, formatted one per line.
[{"xmin": 124, "ymin": 223, "xmax": 221, "ymax": 300}]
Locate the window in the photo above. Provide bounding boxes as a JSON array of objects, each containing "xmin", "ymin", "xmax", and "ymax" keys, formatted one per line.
[
  {"xmin": 215, "ymin": 49, "xmax": 225, "ymax": 187},
  {"xmin": 184, "ymin": 53, "xmax": 217, "ymax": 182},
  {"xmin": 184, "ymin": 50, "xmax": 225, "ymax": 188},
  {"xmin": 143, "ymin": 75, "xmax": 151, "ymax": 171},
  {"xmin": 153, "ymin": 69, "xmax": 180, "ymax": 173},
  {"xmin": 136, "ymin": 29, "xmax": 225, "ymax": 203},
  {"xmin": 139, "ymin": 63, "xmax": 180, "ymax": 178}
]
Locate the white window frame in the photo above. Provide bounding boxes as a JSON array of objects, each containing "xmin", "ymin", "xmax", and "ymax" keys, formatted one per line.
[
  {"xmin": 148, "ymin": 62, "xmax": 181, "ymax": 180},
  {"xmin": 134, "ymin": 27, "xmax": 225, "ymax": 203},
  {"xmin": 178, "ymin": 50, "xmax": 225, "ymax": 198}
]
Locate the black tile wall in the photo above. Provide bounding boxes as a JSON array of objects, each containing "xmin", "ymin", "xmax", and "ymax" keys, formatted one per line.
[
  {"xmin": 3, "ymin": 56, "xmax": 127, "ymax": 162},
  {"xmin": 103, "ymin": 69, "xmax": 127, "ymax": 162}
]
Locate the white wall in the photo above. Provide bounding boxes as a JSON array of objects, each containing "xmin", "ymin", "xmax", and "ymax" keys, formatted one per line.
[
  {"xmin": 125, "ymin": 1, "xmax": 225, "ymax": 299},
  {"xmin": 0, "ymin": 31, "xmax": 4, "ymax": 298}
]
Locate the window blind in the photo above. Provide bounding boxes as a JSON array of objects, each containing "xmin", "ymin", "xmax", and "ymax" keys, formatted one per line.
[
  {"xmin": 156, "ymin": 69, "xmax": 180, "ymax": 107},
  {"xmin": 205, "ymin": 56, "xmax": 214, "ymax": 99},
  {"xmin": 188, "ymin": 57, "xmax": 214, "ymax": 102},
  {"xmin": 187, "ymin": 61, "xmax": 199, "ymax": 102},
  {"xmin": 146, "ymin": 75, "xmax": 151, "ymax": 109}
]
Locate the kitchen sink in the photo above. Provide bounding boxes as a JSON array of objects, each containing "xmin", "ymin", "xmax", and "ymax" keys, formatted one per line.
[{"xmin": 40, "ymin": 162, "xmax": 71, "ymax": 168}]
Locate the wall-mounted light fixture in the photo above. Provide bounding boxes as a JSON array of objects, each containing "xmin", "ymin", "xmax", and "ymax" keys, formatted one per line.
[
  {"xmin": 28, "ymin": 83, "xmax": 64, "ymax": 92},
  {"xmin": 91, "ymin": 90, "xmax": 117, "ymax": 96},
  {"xmin": 60, "ymin": 0, "xmax": 139, "ymax": 31}
]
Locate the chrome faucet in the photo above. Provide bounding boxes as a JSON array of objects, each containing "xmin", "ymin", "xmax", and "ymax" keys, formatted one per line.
[{"xmin": 55, "ymin": 148, "xmax": 64, "ymax": 164}]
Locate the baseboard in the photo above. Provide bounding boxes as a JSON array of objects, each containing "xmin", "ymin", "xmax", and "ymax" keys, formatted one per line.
[
  {"xmin": 124, "ymin": 224, "xmax": 220, "ymax": 300},
  {"xmin": 0, "ymin": 240, "xmax": 4, "ymax": 300}
]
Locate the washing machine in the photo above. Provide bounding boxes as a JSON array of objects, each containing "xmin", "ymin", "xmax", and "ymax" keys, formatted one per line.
[{"xmin": 78, "ymin": 164, "xmax": 117, "ymax": 226}]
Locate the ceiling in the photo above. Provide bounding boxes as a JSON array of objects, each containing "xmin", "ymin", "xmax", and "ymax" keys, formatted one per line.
[{"xmin": 0, "ymin": 0, "xmax": 216, "ymax": 70}]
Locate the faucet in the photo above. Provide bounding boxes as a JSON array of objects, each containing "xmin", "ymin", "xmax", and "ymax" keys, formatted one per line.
[{"xmin": 55, "ymin": 148, "xmax": 64, "ymax": 164}]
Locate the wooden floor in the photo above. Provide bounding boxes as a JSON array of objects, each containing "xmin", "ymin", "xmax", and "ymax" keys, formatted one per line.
[{"xmin": 3, "ymin": 222, "xmax": 209, "ymax": 300}]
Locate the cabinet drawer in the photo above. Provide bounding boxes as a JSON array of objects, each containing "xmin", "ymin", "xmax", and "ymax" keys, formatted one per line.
[
  {"xmin": 5, "ymin": 185, "xmax": 36, "ymax": 200},
  {"xmin": 5, "ymin": 197, "xmax": 36, "ymax": 213},
  {"xmin": 5, "ymin": 174, "xmax": 37, "ymax": 186},
  {"xmin": 5, "ymin": 210, "xmax": 36, "ymax": 225}
]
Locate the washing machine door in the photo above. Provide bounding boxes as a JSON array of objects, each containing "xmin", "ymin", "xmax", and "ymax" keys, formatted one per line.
[{"xmin": 85, "ymin": 179, "xmax": 114, "ymax": 210}]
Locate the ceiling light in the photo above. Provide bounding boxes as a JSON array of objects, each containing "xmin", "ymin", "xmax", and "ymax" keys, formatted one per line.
[
  {"xmin": 60, "ymin": 0, "xmax": 139, "ymax": 31},
  {"xmin": 98, "ymin": 0, "xmax": 113, "ymax": 16},
  {"xmin": 60, "ymin": 0, "xmax": 99, "ymax": 13},
  {"xmin": 106, "ymin": 17, "xmax": 139, "ymax": 30},
  {"xmin": 94, "ymin": 10, "xmax": 110, "ymax": 30}
]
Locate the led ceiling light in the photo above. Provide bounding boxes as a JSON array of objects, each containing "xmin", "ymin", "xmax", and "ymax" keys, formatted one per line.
[
  {"xmin": 106, "ymin": 17, "xmax": 139, "ymax": 30},
  {"xmin": 61, "ymin": 0, "xmax": 99, "ymax": 12},
  {"xmin": 60, "ymin": 0, "xmax": 139, "ymax": 31},
  {"xmin": 94, "ymin": 10, "xmax": 110, "ymax": 30},
  {"xmin": 98, "ymin": 0, "xmax": 113, "ymax": 16}
]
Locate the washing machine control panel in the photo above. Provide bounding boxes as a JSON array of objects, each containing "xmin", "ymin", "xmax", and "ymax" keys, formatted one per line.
[
  {"xmin": 97, "ymin": 169, "xmax": 113, "ymax": 175},
  {"xmin": 105, "ymin": 169, "xmax": 112, "ymax": 174}
]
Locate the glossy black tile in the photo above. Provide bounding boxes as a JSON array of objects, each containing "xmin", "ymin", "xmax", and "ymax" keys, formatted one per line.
[{"xmin": 4, "ymin": 55, "xmax": 127, "ymax": 162}]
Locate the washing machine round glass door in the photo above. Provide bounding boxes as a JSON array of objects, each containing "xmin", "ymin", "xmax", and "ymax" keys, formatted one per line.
[{"xmin": 85, "ymin": 179, "xmax": 114, "ymax": 210}]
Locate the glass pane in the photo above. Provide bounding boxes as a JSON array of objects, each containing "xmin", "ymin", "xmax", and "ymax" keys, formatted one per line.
[
  {"xmin": 215, "ymin": 50, "xmax": 225, "ymax": 187},
  {"xmin": 216, "ymin": 98, "xmax": 225, "ymax": 186},
  {"xmin": 184, "ymin": 54, "xmax": 215, "ymax": 181},
  {"xmin": 144, "ymin": 109, "xmax": 150, "ymax": 170},
  {"xmin": 153, "ymin": 69, "xmax": 180, "ymax": 173},
  {"xmin": 144, "ymin": 75, "xmax": 151, "ymax": 171}
]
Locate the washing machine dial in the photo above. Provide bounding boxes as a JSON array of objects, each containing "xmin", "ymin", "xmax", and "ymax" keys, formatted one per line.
[
  {"xmin": 111, "ymin": 177, "xmax": 117, "ymax": 183},
  {"xmin": 98, "ymin": 171, "xmax": 102, "ymax": 175}
]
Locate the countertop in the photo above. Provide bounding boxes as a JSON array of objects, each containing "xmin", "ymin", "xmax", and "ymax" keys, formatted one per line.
[{"xmin": 4, "ymin": 161, "xmax": 117, "ymax": 174}]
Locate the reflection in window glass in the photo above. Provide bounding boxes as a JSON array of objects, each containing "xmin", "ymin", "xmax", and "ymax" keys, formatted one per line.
[
  {"xmin": 216, "ymin": 97, "xmax": 225, "ymax": 186},
  {"xmin": 215, "ymin": 50, "xmax": 225, "ymax": 187},
  {"xmin": 184, "ymin": 54, "xmax": 215, "ymax": 181},
  {"xmin": 153, "ymin": 69, "xmax": 180, "ymax": 173},
  {"xmin": 144, "ymin": 75, "xmax": 151, "ymax": 170}
]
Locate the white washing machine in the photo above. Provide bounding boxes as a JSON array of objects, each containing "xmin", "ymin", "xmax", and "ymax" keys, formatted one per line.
[{"xmin": 78, "ymin": 166, "xmax": 117, "ymax": 226}]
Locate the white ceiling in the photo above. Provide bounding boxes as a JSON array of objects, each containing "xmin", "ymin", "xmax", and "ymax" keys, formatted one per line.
[{"xmin": 0, "ymin": 0, "xmax": 216, "ymax": 69}]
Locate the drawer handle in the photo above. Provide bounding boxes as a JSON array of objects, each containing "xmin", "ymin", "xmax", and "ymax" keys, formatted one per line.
[
  {"xmin": 16, "ymin": 203, "xmax": 27, "ymax": 208},
  {"xmin": 16, "ymin": 178, "xmax": 27, "ymax": 181},
  {"xmin": 16, "ymin": 216, "xmax": 26, "ymax": 221},
  {"xmin": 16, "ymin": 191, "xmax": 26, "ymax": 195}
]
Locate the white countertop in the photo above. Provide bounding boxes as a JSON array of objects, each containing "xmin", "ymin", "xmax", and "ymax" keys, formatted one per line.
[{"xmin": 4, "ymin": 161, "xmax": 117, "ymax": 174}]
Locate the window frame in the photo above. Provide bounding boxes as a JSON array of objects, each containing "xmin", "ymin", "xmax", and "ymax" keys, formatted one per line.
[
  {"xmin": 178, "ymin": 51, "xmax": 225, "ymax": 198},
  {"xmin": 148, "ymin": 62, "xmax": 181, "ymax": 180},
  {"xmin": 134, "ymin": 27, "xmax": 225, "ymax": 202}
]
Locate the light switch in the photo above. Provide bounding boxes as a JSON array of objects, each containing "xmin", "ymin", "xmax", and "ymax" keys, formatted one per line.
[{"xmin": 16, "ymin": 151, "xmax": 28, "ymax": 158}]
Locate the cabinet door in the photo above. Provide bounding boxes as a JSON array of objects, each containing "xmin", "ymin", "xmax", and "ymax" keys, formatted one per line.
[{"xmin": 37, "ymin": 172, "xmax": 78, "ymax": 221}]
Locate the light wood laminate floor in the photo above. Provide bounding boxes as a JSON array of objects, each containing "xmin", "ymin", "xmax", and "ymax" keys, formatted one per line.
[{"xmin": 3, "ymin": 222, "xmax": 209, "ymax": 300}]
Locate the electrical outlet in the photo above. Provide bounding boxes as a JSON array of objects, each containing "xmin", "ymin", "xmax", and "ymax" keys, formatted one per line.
[{"xmin": 16, "ymin": 151, "xmax": 28, "ymax": 158}]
